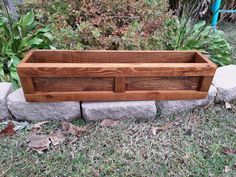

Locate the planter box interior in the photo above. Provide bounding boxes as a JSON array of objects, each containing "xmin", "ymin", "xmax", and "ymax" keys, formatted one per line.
[{"xmin": 18, "ymin": 50, "xmax": 217, "ymax": 102}]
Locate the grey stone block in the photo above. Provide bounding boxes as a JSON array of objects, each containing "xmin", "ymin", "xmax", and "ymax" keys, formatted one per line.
[
  {"xmin": 212, "ymin": 65, "xmax": 236, "ymax": 102},
  {"xmin": 82, "ymin": 101, "xmax": 157, "ymax": 121},
  {"xmin": 0, "ymin": 82, "xmax": 13, "ymax": 120},
  {"xmin": 7, "ymin": 88, "xmax": 81, "ymax": 121},
  {"xmin": 156, "ymin": 85, "xmax": 217, "ymax": 115}
]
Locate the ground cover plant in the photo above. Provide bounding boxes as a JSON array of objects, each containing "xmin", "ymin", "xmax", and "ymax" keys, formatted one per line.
[{"xmin": 0, "ymin": 1, "xmax": 53, "ymax": 88}]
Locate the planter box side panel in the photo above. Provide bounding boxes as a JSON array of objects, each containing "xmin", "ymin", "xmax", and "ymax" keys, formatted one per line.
[{"xmin": 18, "ymin": 50, "xmax": 217, "ymax": 102}]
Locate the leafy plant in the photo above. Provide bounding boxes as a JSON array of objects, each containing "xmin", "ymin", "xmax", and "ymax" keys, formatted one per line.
[
  {"xmin": 18, "ymin": 0, "xmax": 170, "ymax": 50},
  {"xmin": 164, "ymin": 19, "xmax": 232, "ymax": 66},
  {"xmin": 0, "ymin": 5, "xmax": 53, "ymax": 88}
]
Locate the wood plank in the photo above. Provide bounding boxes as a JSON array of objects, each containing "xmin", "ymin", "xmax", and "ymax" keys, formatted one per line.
[
  {"xmin": 20, "ymin": 77, "xmax": 35, "ymax": 94},
  {"xmin": 195, "ymin": 51, "xmax": 217, "ymax": 67},
  {"xmin": 126, "ymin": 76, "xmax": 200, "ymax": 90},
  {"xmin": 198, "ymin": 76, "xmax": 214, "ymax": 91},
  {"xmin": 17, "ymin": 63, "xmax": 216, "ymax": 77},
  {"xmin": 34, "ymin": 77, "xmax": 114, "ymax": 92},
  {"xmin": 115, "ymin": 77, "xmax": 126, "ymax": 92},
  {"xmin": 24, "ymin": 90, "xmax": 208, "ymax": 102},
  {"xmin": 20, "ymin": 50, "xmax": 35, "ymax": 63},
  {"xmin": 32, "ymin": 50, "xmax": 196, "ymax": 63}
]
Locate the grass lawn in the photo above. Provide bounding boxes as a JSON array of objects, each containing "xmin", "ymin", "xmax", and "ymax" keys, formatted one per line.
[{"xmin": 0, "ymin": 102, "xmax": 236, "ymax": 177}]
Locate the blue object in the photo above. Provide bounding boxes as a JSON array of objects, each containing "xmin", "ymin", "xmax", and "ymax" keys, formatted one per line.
[
  {"xmin": 212, "ymin": 0, "xmax": 222, "ymax": 30},
  {"xmin": 212, "ymin": 0, "xmax": 236, "ymax": 31}
]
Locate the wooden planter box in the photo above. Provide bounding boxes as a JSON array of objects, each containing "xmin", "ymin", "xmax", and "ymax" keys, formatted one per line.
[{"xmin": 18, "ymin": 50, "xmax": 217, "ymax": 102}]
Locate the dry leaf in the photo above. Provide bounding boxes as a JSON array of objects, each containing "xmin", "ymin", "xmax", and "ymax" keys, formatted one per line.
[
  {"xmin": 224, "ymin": 166, "xmax": 231, "ymax": 173},
  {"xmin": 27, "ymin": 131, "xmax": 65, "ymax": 154},
  {"xmin": 28, "ymin": 134, "xmax": 51, "ymax": 154},
  {"xmin": 222, "ymin": 147, "xmax": 236, "ymax": 155},
  {"xmin": 225, "ymin": 102, "xmax": 232, "ymax": 109},
  {"xmin": 31, "ymin": 121, "xmax": 49, "ymax": 133},
  {"xmin": 151, "ymin": 127, "xmax": 158, "ymax": 135},
  {"xmin": 99, "ymin": 119, "xmax": 119, "ymax": 127},
  {"xmin": 49, "ymin": 131, "xmax": 66, "ymax": 146},
  {"xmin": 151, "ymin": 123, "xmax": 173, "ymax": 135},
  {"xmin": 68, "ymin": 137, "xmax": 78, "ymax": 145},
  {"xmin": 61, "ymin": 121, "xmax": 87, "ymax": 136},
  {"xmin": 0, "ymin": 121, "xmax": 16, "ymax": 137}
]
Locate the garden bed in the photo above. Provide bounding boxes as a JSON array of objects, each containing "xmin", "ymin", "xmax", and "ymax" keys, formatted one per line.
[{"xmin": 17, "ymin": 50, "xmax": 217, "ymax": 102}]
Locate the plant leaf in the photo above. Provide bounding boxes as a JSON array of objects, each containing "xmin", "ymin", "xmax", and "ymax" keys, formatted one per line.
[{"xmin": 19, "ymin": 11, "xmax": 34, "ymax": 27}]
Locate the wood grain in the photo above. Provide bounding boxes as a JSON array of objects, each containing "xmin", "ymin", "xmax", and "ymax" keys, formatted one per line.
[
  {"xmin": 126, "ymin": 76, "xmax": 200, "ymax": 90},
  {"xmin": 31, "ymin": 50, "xmax": 196, "ymax": 63},
  {"xmin": 18, "ymin": 50, "xmax": 217, "ymax": 102},
  {"xmin": 17, "ymin": 63, "xmax": 215, "ymax": 77},
  {"xmin": 24, "ymin": 90, "xmax": 208, "ymax": 102},
  {"xmin": 20, "ymin": 77, "xmax": 35, "ymax": 94},
  {"xmin": 115, "ymin": 77, "xmax": 126, "ymax": 93},
  {"xmin": 198, "ymin": 76, "xmax": 214, "ymax": 91},
  {"xmin": 34, "ymin": 77, "xmax": 114, "ymax": 92}
]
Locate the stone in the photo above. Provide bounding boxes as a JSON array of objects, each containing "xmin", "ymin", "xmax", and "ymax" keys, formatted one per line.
[
  {"xmin": 82, "ymin": 101, "xmax": 157, "ymax": 121},
  {"xmin": 212, "ymin": 65, "xmax": 236, "ymax": 102},
  {"xmin": 156, "ymin": 85, "xmax": 217, "ymax": 115},
  {"xmin": 0, "ymin": 82, "xmax": 13, "ymax": 120},
  {"xmin": 7, "ymin": 88, "xmax": 81, "ymax": 121}
]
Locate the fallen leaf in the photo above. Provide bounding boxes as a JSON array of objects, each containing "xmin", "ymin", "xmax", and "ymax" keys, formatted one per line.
[
  {"xmin": 225, "ymin": 102, "xmax": 232, "ymax": 109},
  {"xmin": 0, "ymin": 121, "xmax": 16, "ymax": 137},
  {"xmin": 1, "ymin": 120, "xmax": 29, "ymax": 131},
  {"xmin": 151, "ymin": 123, "xmax": 173, "ymax": 135},
  {"xmin": 31, "ymin": 121, "xmax": 49, "ymax": 133},
  {"xmin": 99, "ymin": 119, "xmax": 119, "ymax": 127},
  {"xmin": 222, "ymin": 147, "xmax": 236, "ymax": 155},
  {"xmin": 27, "ymin": 134, "xmax": 51, "ymax": 154},
  {"xmin": 61, "ymin": 121, "xmax": 87, "ymax": 136},
  {"xmin": 27, "ymin": 131, "xmax": 65, "ymax": 154},
  {"xmin": 151, "ymin": 127, "xmax": 158, "ymax": 135},
  {"xmin": 224, "ymin": 166, "xmax": 231, "ymax": 173},
  {"xmin": 49, "ymin": 131, "xmax": 66, "ymax": 146},
  {"xmin": 68, "ymin": 137, "xmax": 78, "ymax": 145}
]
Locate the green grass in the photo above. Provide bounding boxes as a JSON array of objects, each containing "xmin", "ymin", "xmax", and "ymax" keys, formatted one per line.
[{"xmin": 0, "ymin": 102, "xmax": 236, "ymax": 177}]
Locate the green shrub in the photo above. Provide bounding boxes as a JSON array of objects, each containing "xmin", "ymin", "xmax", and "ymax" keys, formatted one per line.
[
  {"xmin": 18, "ymin": 0, "xmax": 171, "ymax": 50},
  {"xmin": 17, "ymin": 0, "xmax": 232, "ymax": 66},
  {"xmin": 0, "ymin": 10, "xmax": 54, "ymax": 88},
  {"xmin": 162, "ymin": 19, "xmax": 232, "ymax": 66}
]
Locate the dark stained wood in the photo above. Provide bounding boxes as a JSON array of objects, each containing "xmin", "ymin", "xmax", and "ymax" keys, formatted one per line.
[
  {"xmin": 18, "ymin": 50, "xmax": 217, "ymax": 102},
  {"xmin": 20, "ymin": 51, "xmax": 36, "ymax": 63},
  {"xmin": 20, "ymin": 77, "xmax": 35, "ymax": 94},
  {"xmin": 17, "ymin": 63, "xmax": 215, "ymax": 77},
  {"xmin": 34, "ymin": 77, "xmax": 114, "ymax": 92},
  {"xmin": 115, "ymin": 77, "xmax": 126, "ymax": 93},
  {"xmin": 198, "ymin": 76, "xmax": 214, "ymax": 91},
  {"xmin": 31, "ymin": 50, "xmax": 196, "ymax": 63},
  {"xmin": 126, "ymin": 76, "xmax": 200, "ymax": 90},
  {"xmin": 24, "ymin": 90, "xmax": 208, "ymax": 102},
  {"xmin": 195, "ymin": 51, "xmax": 217, "ymax": 67}
]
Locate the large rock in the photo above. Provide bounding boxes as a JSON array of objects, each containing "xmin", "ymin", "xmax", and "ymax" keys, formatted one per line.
[
  {"xmin": 213, "ymin": 65, "xmax": 236, "ymax": 102},
  {"xmin": 82, "ymin": 101, "xmax": 157, "ymax": 121},
  {"xmin": 156, "ymin": 85, "xmax": 217, "ymax": 115},
  {"xmin": 7, "ymin": 88, "xmax": 81, "ymax": 121},
  {"xmin": 0, "ymin": 83, "xmax": 13, "ymax": 120}
]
